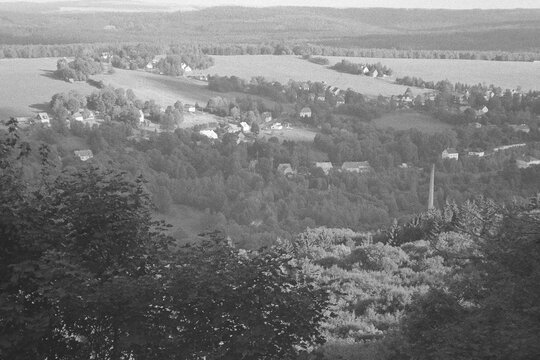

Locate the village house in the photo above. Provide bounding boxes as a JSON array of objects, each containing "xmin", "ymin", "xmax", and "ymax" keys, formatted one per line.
[
  {"xmin": 467, "ymin": 149, "xmax": 485, "ymax": 157},
  {"xmin": 509, "ymin": 124, "xmax": 530, "ymax": 133},
  {"xmin": 200, "ymin": 129, "xmax": 218, "ymax": 139},
  {"xmin": 74, "ymin": 150, "xmax": 93, "ymax": 161},
  {"xmin": 180, "ymin": 63, "xmax": 192, "ymax": 72},
  {"xmin": 35, "ymin": 112, "xmax": 51, "ymax": 126},
  {"xmin": 270, "ymin": 122, "xmax": 283, "ymax": 130},
  {"xmin": 336, "ymin": 96, "xmax": 345, "ymax": 106},
  {"xmin": 184, "ymin": 104, "xmax": 196, "ymax": 113},
  {"xmin": 361, "ymin": 66, "xmax": 369, "ymax": 75},
  {"xmin": 493, "ymin": 143, "xmax": 527, "ymax": 152},
  {"xmin": 442, "ymin": 148, "xmax": 459, "ymax": 160},
  {"xmin": 315, "ymin": 162, "xmax": 333, "ymax": 175},
  {"xmin": 516, "ymin": 156, "xmax": 540, "ymax": 169},
  {"xmin": 474, "ymin": 106, "xmax": 489, "ymax": 119},
  {"xmin": 316, "ymin": 94, "xmax": 326, "ymax": 102},
  {"xmin": 370, "ymin": 69, "xmax": 379, "ymax": 78},
  {"xmin": 299, "ymin": 107, "xmax": 312, "ymax": 118},
  {"xmin": 240, "ymin": 122, "xmax": 251, "ymax": 133},
  {"xmin": 277, "ymin": 163, "xmax": 296, "ymax": 177},
  {"xmin": 341, "ymin": 161, "xmax": 371, "ymax": 173}
]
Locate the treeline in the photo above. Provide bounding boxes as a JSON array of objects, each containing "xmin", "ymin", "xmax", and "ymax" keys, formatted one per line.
[
  {"xmin": 54, "ymin": 57, "xmax": 105, "ymax": 81},
  {"xmin": 331, "ymin": 59, "xmax": 392, "ymax": 77},
  {"xmin": 111, "ymin": 44, "xmax": 214, "ymax": 72},
  {"xmin": 2, "ymin": 41, "xmax": 540, "ymax": 62},
  {"xmin": 303, "ymin": 55, "xmax": 330, "ymax": 65}
]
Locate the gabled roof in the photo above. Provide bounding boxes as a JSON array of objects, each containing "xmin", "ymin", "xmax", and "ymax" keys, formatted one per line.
[{"xmin": 443, "ymin": 148, "xmax": 458, "ymax": 154}]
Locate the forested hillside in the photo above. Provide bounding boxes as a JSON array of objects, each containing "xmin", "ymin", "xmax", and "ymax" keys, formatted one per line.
[{"xmin": 0, "ymin": 6, "xmax": 539, "ymax": 53}]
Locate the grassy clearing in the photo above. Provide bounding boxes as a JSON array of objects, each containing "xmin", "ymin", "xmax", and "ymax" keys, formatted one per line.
[
  {"xmin": 196, "ymin": 55, "xmax": 420, "ymax": 98},
  {"xmin": 372, "ymin": 110, "xmax": 453, "ymax": 133},
  {"xmin": 324, "ymin": 56, "xmax": 540, "ymax": 91},
  {"xmin": 0, "ymin": 58, "xmax": 96, "ymax": 119},
  {"xmin": 196, "ymin": 55, "xmax": 540, "ymax": 98}
]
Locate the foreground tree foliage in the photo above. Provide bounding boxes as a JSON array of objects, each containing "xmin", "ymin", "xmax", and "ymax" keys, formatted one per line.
[
  {"xmin": 388, "ymin": 200, "xmax": 540, "ymax": 360},
  {"xmin": 0, "ymin": 124, "xmax": 329, "ymax": 360}
]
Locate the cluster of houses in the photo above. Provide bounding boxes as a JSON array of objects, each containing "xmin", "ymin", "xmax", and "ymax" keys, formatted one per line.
[
  {"xmin": 199, "ymin": 120, "xmax": 255, "ymax": 144},
  {"xmin": 145, "ymin": 56, "xmax": 192, "ymax": 73},
  {"xmin": 313, "ymin": 161, "xmax": 372, "ymax": 175},
  {"xmin": 247, "ymin": 160, "xmax": 373, "ymax": 178},
  {"xmin": 9, "ymin": 112, "xmax": 51, "ymax": 128},
  {"xmin": 296, "ymin": 82, "xmax": 346, "ymax": 107},
  {"xmin": 441, "ymin": 144, "xmax": 540, "ymax": 169}
]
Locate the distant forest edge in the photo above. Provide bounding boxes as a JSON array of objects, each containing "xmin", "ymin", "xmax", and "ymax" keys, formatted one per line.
[
  {"xmin": 0, "ymin": 7, "xmax": 540, "ymax": 59},
  {"xmin": 1, "ymin": 42, "xmax": 540, "ymax": 63}
]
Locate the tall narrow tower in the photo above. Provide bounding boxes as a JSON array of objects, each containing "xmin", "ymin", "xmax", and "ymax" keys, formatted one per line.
[{"xmin": 428, "ymin": 164, "xmax": 435, "ymax": 210}]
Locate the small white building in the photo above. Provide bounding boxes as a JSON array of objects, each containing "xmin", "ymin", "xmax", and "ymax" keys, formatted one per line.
[
  {"xmin": 240, "ymin": 122, "xmax": 251, "ymax": 133},
  {"xmin": 270, "ymin": 123, "xmax": 283, "ymax": 130},
  {"xmin": 184, "ymin": 104, "xmax": 196, "ymax": 113},
  {"xmin": 200, "ymin": 129, "xmax": 218, "ymax": 139},
  {"xmin": 341, "ymin": 161, "xmax": 371, "ymax": 173},
  {"xmin": 299, "ymin": 107, "xmax": 312, "ymax": 118},
  {"xmin": 74, "ymin": 150, "xmax": 93, "ymax": 161},
  {"xmin": 468, "ymin": 150, "xmax": 485, "ymax": 157},
  {"xmin": 442, "ymin": 148, "xmax": 459, "ymax": 160},
  {"xmin": 35, "ymin": 113, "xmax": 51, "ymax": 126}
]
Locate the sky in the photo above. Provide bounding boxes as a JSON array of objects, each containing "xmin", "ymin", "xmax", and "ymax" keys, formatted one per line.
[{"xmin": 0, "ymin": 0, "xmax": 539, "ymax": 8}]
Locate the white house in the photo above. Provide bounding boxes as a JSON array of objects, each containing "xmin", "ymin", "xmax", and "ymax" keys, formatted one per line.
[
  {"xmin": 200, "ymin": 129, "xmax": 218, "ymax": 139},
  {"xmin": 240, "ymin": 122, "xmax": 251, "ymax": 133},
  {"xmin": 271, "ymin": 123, "xmax": 283, "ymax": 130},
  {"xmin": 442, "ymin": 148, "xmax": 459, "ymax": 160},
  {"xmin": 371, "ymin": 69, "xmax": 379, "ymax": 78},
  {"xmin": 299, "ymin": 107, "xmax": 312, "ymax": 118},
  {"xmin": 184, "ymin": 104, "xmax": 196, "ymax": 113},
  {"xmin": 35, "ymin": 113, "xmax": 50, "ymax": 126},
  {"xmin": 74, "ymin": 150, "xmax": 93, "ymax": 161}
]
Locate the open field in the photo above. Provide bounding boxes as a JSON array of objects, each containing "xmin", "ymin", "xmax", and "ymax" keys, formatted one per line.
[
  {"xmin": 372, "ymin": 111, "xmax": 453, "ymax": 134},
  {"xmin": 0, "ymin": 57, "xmax": 291, "ymax": 122},
  {"xmin": 196, "ymin": 55, "xmax": 421, "ymax": 98},
  {"xmin": 199, "ymin": 55, "xmax": 540, "ymax": 94},
  {"xmin": 0, "ymin": 58, "xmax": 96, "ymax": 119},
  {"xmin": 324, "ymin": 56, "xmax": 540, "ymax": 91}
]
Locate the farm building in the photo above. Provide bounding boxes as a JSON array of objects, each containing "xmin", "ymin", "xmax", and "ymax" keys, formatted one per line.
[
  {"xmin": 300, "ymin": 107, "xmax": 312, "ymax": 118},
  {"xmin": 271, "ymin": 123, "xmax": 283, "ymax": 130},
  {"xmin": 315, "ymin": 162, "xmax": 333, "ymax": 175},
  {"xmin": 74, "ymin": 150, "xmax": 94, "ymax": 161},
  {"xmin": 442, "ymin": 148, "xmax": 459, "ymax": 160}
]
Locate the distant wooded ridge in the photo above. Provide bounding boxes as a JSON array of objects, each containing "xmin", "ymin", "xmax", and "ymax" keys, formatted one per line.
[{"xmin": 0, "ymin": 7, "xmax": 539, "ymax": 53}]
